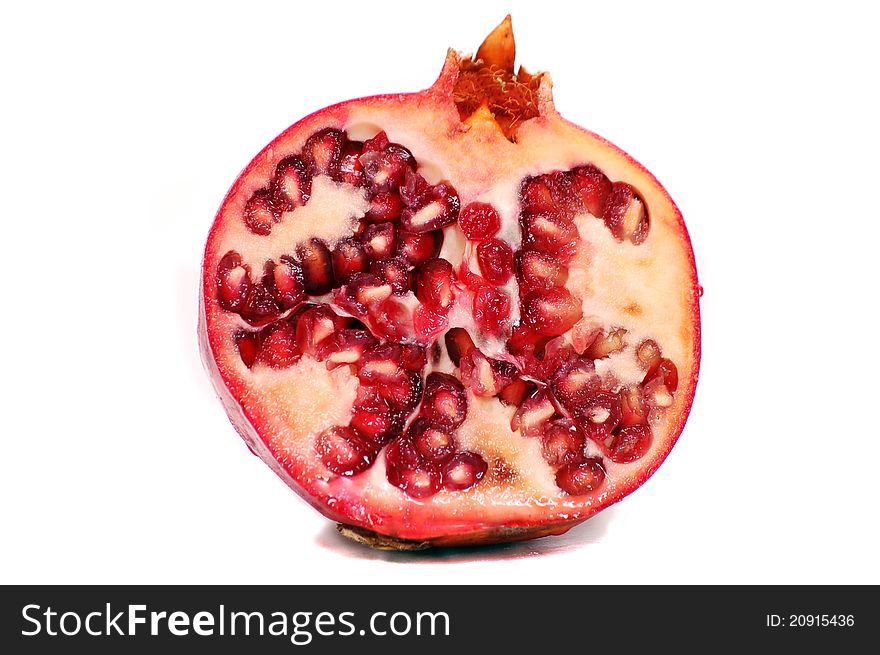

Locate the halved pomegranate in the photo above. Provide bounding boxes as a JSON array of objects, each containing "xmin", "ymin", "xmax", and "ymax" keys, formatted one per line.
[{"xmin": 200, "ymin": 17, "xmax": 700, "ymax": 549}]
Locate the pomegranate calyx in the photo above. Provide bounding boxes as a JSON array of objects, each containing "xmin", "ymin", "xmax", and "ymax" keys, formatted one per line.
[{"xmin": 453, "ymin": 16, "xmax": 544, "ymax": 140}]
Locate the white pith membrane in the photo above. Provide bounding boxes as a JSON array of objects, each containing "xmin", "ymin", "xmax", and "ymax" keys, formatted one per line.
[{"xmin": 201, "ymin": 51, "xmax": 699, "ymax": 542}]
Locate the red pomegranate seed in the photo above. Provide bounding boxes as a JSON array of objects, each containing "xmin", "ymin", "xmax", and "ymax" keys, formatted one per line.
[
  {"xmin": 645, "ymin": 357, "xmax": 679, "ymax": 393},
  {"xmin": 415, "ymin": 258, "xmax": 455, "ymax": 312},
  {"xmin": 263, "ymin": 258, "xmax": 306, "ymax": 309},
  {"xmin": 354, "ymin": 382, "xmax": 383, "ymax": 408},
  {"xmin": 476, "ymin": 238, "xmax": 514, "ymax": 285},
  {"xmin": 362, "ymin": 222, "xmax": 398, "ymax": 260},
  {"xmin": 315, "ymin": 426, "xmax": 376, "ymax": 475},
  {"xmin": 396, "ymin": 230, "xmax": 443, "ymax": 265},
  {"xmin": 556, "ymin": 458, "xmax": 606, "ymax": 495},
  {"xmin": 357, "ymin": 343, "xmax": 404, "ymax": 384},
  {"xmin": 361, "ymin": 130, "xmax": 389, "ymax": 153},
  {"xmin": 515, "ymin": 250, "xmax": 568, "ymax": 291},
  {"xmin": 235, "ymin": 331, "xmax": 258, "ymax": 368},
  {"xmin": 295, "ymin": 305, "xmax": 340, "ymax": 355},
  {"xmin": 335, "ymin": 140, "xmax": 364, "ymax": 186},
  {"xmin": 365, "ymin": 191, "xmax": 403, "ymax": 222},
  {"xmin": 510, "ymin": 389, "xmax": 555, "ymax": 437},
  {"xmin": 316, "ymin": 329, "xmax": 377, "ymax": 367},
  {"xmin": 243, "ymin": 190, "xmax": 279, "ymax": 236},
  {"xmin": 514, "ymin": 348, "xmax": 545, "ymax": 381},
  {"xmin": 574, "ymin": 391, "xmax": 622, "ymax": 443},
  {"xmin": 549, "ymin": 358, "xmax": 601, "ymax": 415},
  {"xmin": 240, "ymin": 284, "xmax": 283, "ymax": 324},
  {"xmin": 604, "ymin": 182, "xmax": 649, "ymax": 245},
  {"xmin": 360, "ymin": 139, "xmax": 416, "ymax": 192},
  {"xmin": 520, "ymin": 287, "xmax": 583, "ymax": 337},
  {"xmin": 272, "ymin": 156, "xmax": 311, "ymax": 210},
  {"xmin": 570, "ymin": 164, "xmax": 611, "ymax": 216},
  {"xmin": 441, "ymin": 452, "xmax": 488, "ymax": 491},
  {"xmin": 399, "ymin": 168, "xmax": 432, "ymax": 207},
  {"xmin": 255, "ymin": 320, "xmax": 301, "ymax": 368},
  {"xmin": 636, "ymin": 339, "xmax": 661, "ymax": 371},
  {"xmin": 544, "ymin": 336, "xmax": 576, "ymax": 362},
  {"xmin": 385, "ymin": 437, "xmax": 440, "ymax": 499},
  {"xmin": 570, "ymin": 321, "xmax": 602, "ymax": 356},
  {"xmin": 619, "ymin": 385, "xmax": 648, "ymax": 428},
  {"xmin": 497, "ymin": 377, "xmax": 537, "ymax": 406},
  {"xmin": 472, "ymin": 286, "xmax": 511, "ymax": 335},
  {"xmin": 331, "ymin": 238, "xmax": 370, "ymax": 285},
  {"xmin": 525, "ymin": 337, "xmax": 577, "ymax": 380},
  {"xmin": 351, "ymin": 274, "xmax": 393, "ymax": 307},
  {"xmin": 391, "ymin": 464, "xmax": 441, "ymax": 498},
  {"xmin": 458, "ymin": 348, "xmax": 496, "ymax": 396},
  {"xmin": 457, "ymin": 261, "xmax": 487, "ymax": 291},
  {"xmin": 506, "ymin": 323, "xmax": 550, "ymax": 358},
  {"xmin": 520, "ymin": 212, "xmax": 579, "ymax": 260},
  {"xmin": 458, "ymin": 202, "xmax": 501, "ymax": 241},
  {"xmin": 410, "ymin": 419, "xmax": 456, "ymax": 464},
  {"xmin": 270, "ymin": 258, "xmax": 302, "ymax": 296},
  {"xmin": 296, "ymin": 239, "xmax": 335, "ymax": 295},
  {"xmin": 444, "ymin": 328, "xmax": 476, "ymax": 367},
  {"xmin": 606, "ymin": 424, "xmax": 652, "ymax": 464},
  {"xmin": 459, "ymin": 349, "xmax": 517, "ymax": 397},
  {"xmin": 378, "ymin": 371, "xmax": 424, "ymax": 412},
  {"xmin": 413, "ymin": 304, "xmax": 450, "ymax": 341},
  {"xmin": 351, "ymin": 404, "xmax": 404, "ymax": 444},
  {"xmin": 422, "ymin": 372, "xmax": 467, "ymax": 430},
  {"xmin": 302, "ymin": 128, "xmax": 345, "ymax": 177},
  {"xmin": 332, "ymin": 272, "xmax": 389, "ymax": 316},
  {"xmin": 331, "ymin": 286, "xmax": 361, "ymax": 318},
  {"xmin": 369, "ymin": 296, "xmax": 414, "ymax": 341},
  {"xmin": 643, "ymin": 376, "xmax": 674, "ymax": 409},
  {"xmin": 217, "ymin": 252, "xmax": 252, "ymax": 312},
  {"xmin": 521, "ymin": 177, "xmax": 557, "ymax": 214},
  {"xmin": 370, "ymin": 257, "xmax": 412, "ymax": 295},
  {"xmin": 541, "ymin": 419, "xmax": 586, "ymax": 467},
  {"xmin": 486, "ymin": 357, "xmax": 518, "ymax": 393},
  {"xmin": 547, "ymin": 171, "xmax": 578, "ymax": 209},
  {"xmin": 400, "ymin": 344, "xmax": 428, "ymax": 372},
  {"xmin": 384, "ymin": 434, "xmax": 422, "ymax": 470},
  {"xmin": 400, "ymin": 182, "xmax": 461, "ymax": 233}
]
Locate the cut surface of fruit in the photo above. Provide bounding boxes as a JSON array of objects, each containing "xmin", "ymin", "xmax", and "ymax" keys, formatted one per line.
[{"xmin": 200, "ymin": 16, "xmax": 700, "ymax": 548}]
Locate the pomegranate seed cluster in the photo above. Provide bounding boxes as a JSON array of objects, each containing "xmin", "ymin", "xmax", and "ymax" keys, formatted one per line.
[{"xmin": 215, "ymin": 127, "xmax": 675, "ymax": 499}]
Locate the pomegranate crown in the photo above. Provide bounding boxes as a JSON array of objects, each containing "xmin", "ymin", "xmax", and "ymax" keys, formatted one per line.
[{"xmin": 451, "ymin": 16, "xmax": 550, "ymax": 140}]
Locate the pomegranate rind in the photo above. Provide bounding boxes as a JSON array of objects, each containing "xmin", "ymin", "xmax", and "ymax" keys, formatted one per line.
[{"xmin": 200, "ymin": 49, "xmax": 700, "ymax": 547}]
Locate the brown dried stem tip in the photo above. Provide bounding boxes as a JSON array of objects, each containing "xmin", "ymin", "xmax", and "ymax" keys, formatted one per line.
[{"xmin": 476, "ymin": 14, "xmax": 516, "ymax": 73}]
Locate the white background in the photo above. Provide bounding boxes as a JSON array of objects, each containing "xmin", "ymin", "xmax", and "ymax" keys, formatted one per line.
[{"xmin": 2, "ymin": 0, "xmax": 878, "ymax": 584}]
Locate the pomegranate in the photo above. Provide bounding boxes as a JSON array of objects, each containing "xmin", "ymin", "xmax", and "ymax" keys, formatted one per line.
[{"xmin": 200, "ymin": 17, "xmax": 701, "ymax": 549}]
